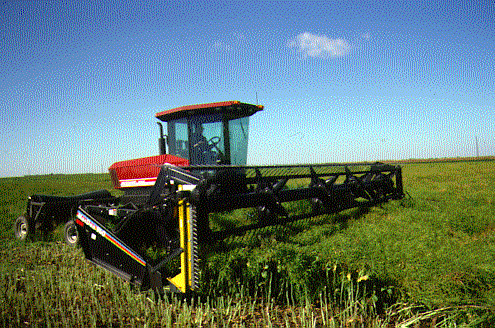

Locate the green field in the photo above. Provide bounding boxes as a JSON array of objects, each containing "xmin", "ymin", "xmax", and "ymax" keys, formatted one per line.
[{"xmin": 1, "ymin": 159, "xmax": 495, "ymax": 327}]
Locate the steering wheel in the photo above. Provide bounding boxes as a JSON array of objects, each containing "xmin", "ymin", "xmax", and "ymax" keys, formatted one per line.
[
  {"xmin": 208, "ymin": 136, "xmax": 221, "ymax": 149},
  {"xmin": 207, "ymin": 136, "xmax": 226, "ymax": 161}
]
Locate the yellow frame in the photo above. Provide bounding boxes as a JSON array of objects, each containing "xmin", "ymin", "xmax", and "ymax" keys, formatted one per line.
[{"xmin": 167, "ymin": 200, "xmax": 195, "ymax": 293}]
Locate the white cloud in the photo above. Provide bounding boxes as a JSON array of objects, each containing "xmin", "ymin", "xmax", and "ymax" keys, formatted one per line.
[{"xmin": 288, "ymin": 32, "xmax": 351, "ymax": 59}]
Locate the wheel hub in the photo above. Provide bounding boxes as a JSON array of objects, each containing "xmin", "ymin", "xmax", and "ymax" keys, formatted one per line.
[
  {"xmin": 18, "ymin": 222, "xmax": 28, "ymax": 238},
  {"xmin": 66, "ymin": 226, "xmax": 78, "ymax": 244}
]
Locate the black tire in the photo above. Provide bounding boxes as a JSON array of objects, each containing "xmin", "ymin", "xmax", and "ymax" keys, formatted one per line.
[
  {"xmin": 14, "ymin": 216, "xmax": 30, "ymax": 240},
  {"xmin": 64, "ymin": 220, "xmax": 79, "ymax": 247}
]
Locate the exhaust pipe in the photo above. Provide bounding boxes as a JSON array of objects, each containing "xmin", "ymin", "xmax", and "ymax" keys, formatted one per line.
[{"xmin": 157, "ymin": 122, "xmax": 166, "ymax": 155}]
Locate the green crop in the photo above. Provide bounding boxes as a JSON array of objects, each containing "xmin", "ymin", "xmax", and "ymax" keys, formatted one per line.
[{"xmin": 1, "ymin": 159, "xmax": 495, "ymax": 326}]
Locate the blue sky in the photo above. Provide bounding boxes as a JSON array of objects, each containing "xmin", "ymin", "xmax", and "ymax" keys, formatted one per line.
[{"xmin": 1, "ymin": 0, "xmax": 494, "ymax": 177}]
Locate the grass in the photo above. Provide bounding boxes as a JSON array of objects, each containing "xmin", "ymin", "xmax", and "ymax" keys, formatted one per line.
[{"xmin": 1, "ymin": 159, "xmax": 495, "ymax": 326}]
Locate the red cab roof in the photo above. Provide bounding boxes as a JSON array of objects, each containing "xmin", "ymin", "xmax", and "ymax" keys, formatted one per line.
[{"xmin": 155, "ymin": 101, "xmax": 263, "ymax": 122}]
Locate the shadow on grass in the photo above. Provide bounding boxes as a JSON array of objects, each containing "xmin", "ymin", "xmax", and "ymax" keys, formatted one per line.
[{"xmin": 208, "ymin": 205, "xmax": 371, "ymax": 253}]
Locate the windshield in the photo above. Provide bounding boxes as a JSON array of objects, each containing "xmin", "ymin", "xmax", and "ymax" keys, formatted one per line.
[
  {"xmin": 166, "ymin": 114, "xmax": 250, "ymax": 165},
  {"xmin": 167, "ymin": 118, "xmax": 189, "ymax": 159},
  {"xmin": 167, "ymin": 114, "xmax": 224, "ymax": 165},
  {"xmin": 189, "ymin": 114, "xmax": 224, "ymax": 165},
  {"xmin": 229, "ymin": 117, "xmax": 249, "ymax": 165}
]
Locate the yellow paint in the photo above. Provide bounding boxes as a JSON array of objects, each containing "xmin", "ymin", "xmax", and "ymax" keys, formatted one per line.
[{"xmin": 166, "ymin": 200, "xmax": 194, "ymax": 293}]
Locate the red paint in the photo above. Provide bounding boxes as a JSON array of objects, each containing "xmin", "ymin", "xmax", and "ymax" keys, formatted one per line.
[
  {"xmin": 155, "ymin": 101, "xmax": 242, "ymax": 120},
  {"xmin": 108, "ymin": 154, "xmax": 189, "ymax": 189},
  {"xmin": 75, "ymin": 218, "xmax": 84, "ymax": 227}
]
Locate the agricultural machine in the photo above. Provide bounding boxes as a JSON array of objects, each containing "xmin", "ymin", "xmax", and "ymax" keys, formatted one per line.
[{"xmin": 14, "ymin": 101, "xmax": 404, "ymax": 293}]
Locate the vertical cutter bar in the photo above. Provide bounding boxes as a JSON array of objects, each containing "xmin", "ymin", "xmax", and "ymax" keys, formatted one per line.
[
  {"xmin": 167, "ymin": 199, "xmax": 198, "ymax": 293},
  {"xmin": 189, "ymin": 205, "xmax": 199, "ymax": 290}
]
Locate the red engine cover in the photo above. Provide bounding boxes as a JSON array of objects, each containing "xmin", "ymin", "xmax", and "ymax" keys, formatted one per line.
[{"xmin": 108, "ymin": 155, "xmax": 189, "ymax": 189}]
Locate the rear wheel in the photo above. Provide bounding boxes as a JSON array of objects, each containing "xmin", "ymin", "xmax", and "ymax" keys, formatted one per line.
[
  {"xmin": 14, "ymin": 216, "xmax": 30, "ymax": 240},
  {"xmin": 64, "ymin": 220, "xmax": 79, "ymax": 247}
]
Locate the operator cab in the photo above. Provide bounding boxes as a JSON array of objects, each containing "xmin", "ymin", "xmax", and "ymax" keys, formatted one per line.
[{"xmin": 156, "ymin": 101, "xmax": 263, "ymax": 165}]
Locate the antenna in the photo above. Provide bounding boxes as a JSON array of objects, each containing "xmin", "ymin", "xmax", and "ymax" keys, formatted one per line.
[{"xmin": 255, "ymin": 92, "xmax": 258, "ymax": 105}]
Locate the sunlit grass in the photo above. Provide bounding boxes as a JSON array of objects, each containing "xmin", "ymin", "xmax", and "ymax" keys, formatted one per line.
[{"xmin": 1, "ymin": 159, "xmax": 495, "ymax": 326}]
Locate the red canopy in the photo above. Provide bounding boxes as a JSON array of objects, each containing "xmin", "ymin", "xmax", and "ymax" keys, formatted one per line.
[{"xmin": 155, "ymin": 101, "xmax": 263, "ymax": 122}]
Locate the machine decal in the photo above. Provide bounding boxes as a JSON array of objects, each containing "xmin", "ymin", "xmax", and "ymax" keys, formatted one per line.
[
  {"xmin": 119, "ymin": 177, "xmax": 157, "ymax": 188},
  {"xmin": 76, "ymin": 210, "xmax": 146, "ymax": 267}
]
